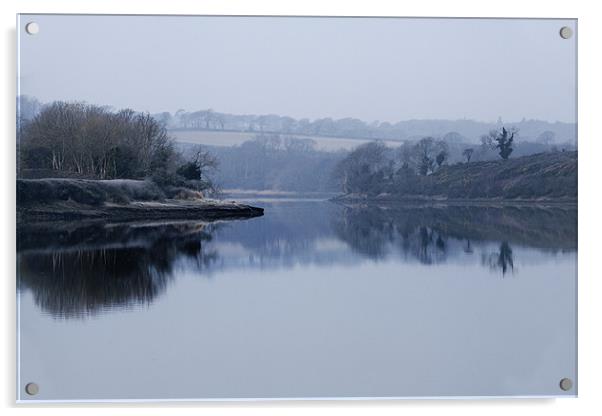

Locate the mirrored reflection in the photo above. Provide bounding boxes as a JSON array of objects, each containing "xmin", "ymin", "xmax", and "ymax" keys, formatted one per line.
[
  {"xmin": 18, "ymin": 200, "xmax": 576, "ymax": 319},
  {"xmin": 18, "ymin": 221, "xmax": 218, "ymax": 318},
  {"xmin": 332, "ymin": 203, "xmax": 576, "ymax": 266}
]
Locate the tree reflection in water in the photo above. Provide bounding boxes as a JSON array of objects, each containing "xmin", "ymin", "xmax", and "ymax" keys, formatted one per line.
[
  {"xmin": 17, "ymin": 202, "xmax": 576, "ymax": 318},
  {"xmin": 18, "ymin": 221, "xmax": 218, "ymax": 319},
  {"xmin": 482, "ymin": 242, "xmax": 515, "ymax": 276},
  {"xmin": 332, "ymin": 203, "xmax": 576, "ymax": 266}
]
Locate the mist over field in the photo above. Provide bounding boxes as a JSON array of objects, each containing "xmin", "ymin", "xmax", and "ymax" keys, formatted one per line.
[{"xmin": 18, "ymin": 95, "xmax": 577, "ymax": 194}]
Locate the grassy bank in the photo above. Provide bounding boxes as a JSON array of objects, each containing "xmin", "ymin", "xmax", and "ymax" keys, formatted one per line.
[
  {"xmin": 338, "ymin": 151, "xmax": 577, "ymax": 202},
  {"xmin": 17, "ymin": 178, "xmax": 263, "ymax": 222}
]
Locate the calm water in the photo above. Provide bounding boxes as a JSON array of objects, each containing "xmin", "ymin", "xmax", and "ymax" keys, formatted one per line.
[{"xmin": 17, "ymin": 199, "xmax": 577, "ymax": 401}]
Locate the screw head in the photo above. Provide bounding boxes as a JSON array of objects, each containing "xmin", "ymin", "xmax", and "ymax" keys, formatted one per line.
[
  {"xmin": 559, "ymin": 377, "xmax": 573, "ymax": 391},
  {"xmin": 25, "ymin": 22, "xmax": 39, "ymax": 35},
  {"xmin": 25, "ymin": 382, "xmax": 39, "ymax": 396},
  {"xmin": 559, "ymin": 26, "xmax": 573, "ymax": 39}
]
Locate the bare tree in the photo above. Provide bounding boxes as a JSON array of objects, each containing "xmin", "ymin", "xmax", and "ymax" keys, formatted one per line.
[
  {"xmin": 482, "ymin": 127, "xmax": 517, "ymax": 160},
  {"xmin": 413, "ymin": 138, "xmax": 436, "ymax": 176},
  {"xmin": 176, "ymin": 145, "xmax": 220, "ymax": 194},
  {"xmin": 194, "ymin": 147, "xmax": 219, "ymax": 183},
  {"xmin": 435, "ymin": 141, "xmax": 449, "ymax": 168},
  {"xmin": 462, "ymin": 148, "xmax": 474, "ymax": 164},
  {"xmin": 436, "ymin": 149, "xmax": 448, "ymax": 168}
]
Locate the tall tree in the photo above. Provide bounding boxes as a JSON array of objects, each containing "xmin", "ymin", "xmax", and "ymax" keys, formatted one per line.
[{"xmin": 483, "ymin": 127, "xmax": 517, "ymax": 160}]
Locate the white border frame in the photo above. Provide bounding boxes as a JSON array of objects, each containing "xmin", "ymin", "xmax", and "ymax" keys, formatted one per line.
[{"xmin": 3, "ymin": 1, "xmax": 600, "ymax": 415}]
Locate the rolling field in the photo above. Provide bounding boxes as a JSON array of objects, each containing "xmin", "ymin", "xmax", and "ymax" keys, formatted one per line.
[{"xmin": 169, "ymin": 129, "xmax": 401, "ymax": 151}]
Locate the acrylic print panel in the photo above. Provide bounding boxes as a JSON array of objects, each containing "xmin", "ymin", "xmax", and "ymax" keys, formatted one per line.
[{"xmin": 16, "ymin": 15, "xmax": 577, "ymax": 402}]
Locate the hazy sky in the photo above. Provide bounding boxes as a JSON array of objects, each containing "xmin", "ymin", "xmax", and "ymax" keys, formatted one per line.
[{"xmin": 18, "ymin": 15, "xmax": 576, "ymax": 123}]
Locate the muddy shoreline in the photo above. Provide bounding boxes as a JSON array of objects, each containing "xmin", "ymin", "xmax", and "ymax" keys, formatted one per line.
[{"xmin": 17, "ymin": 199, "xmax": 264, "ymax": 223}]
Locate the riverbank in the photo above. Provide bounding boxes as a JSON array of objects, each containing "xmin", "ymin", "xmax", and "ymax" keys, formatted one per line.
[
  {"xmin": 17, "ymin": 179, "xmax": 264, "ymax": 222},
  {"xmin": 337, "ymin": 151, "xmax": 577, "ymax": 203}
]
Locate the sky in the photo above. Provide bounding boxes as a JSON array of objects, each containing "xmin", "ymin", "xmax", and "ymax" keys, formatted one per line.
[{"xmin": 18, "ymin": 15, "xmax": 577, "ymax": 123}]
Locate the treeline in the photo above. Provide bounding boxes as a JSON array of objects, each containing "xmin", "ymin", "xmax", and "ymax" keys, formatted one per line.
[
  {"xmin": 18, "ymin": 100, "xmax": 219, "ymax": 194},
  {"xmin": 157, "ymin": 107, "xmax": 575, "ymax": 144},
  {"xmin": 18, "ymin": 95, "xmax": 577, "ymax": 145},
  {"xmin": 194, "ymin": 134, "xmax": 343, "ymax": 192},
  {"xmin": 334, "ymin": 130, "xmax": 577, "ymax": 199}
]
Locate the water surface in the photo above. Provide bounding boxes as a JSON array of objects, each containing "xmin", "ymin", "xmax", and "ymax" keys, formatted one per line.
[{"xmin": 17, "ymin": 199, "xmax": 577, "ymax": 400}]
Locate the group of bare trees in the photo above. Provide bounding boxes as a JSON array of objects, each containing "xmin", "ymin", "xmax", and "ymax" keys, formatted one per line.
[
  {"xmin": 335, "ymin": 138, "xmax": 453, "ymax": 193},
  {"xmin": 334, "ymin": 141, "xmax": 391, "ymax": 194},
  {"xmin": 18, "ymin": 102, "xmax": 222, "ymax": 196},
  {"xmin": 460, "ymin": 127, "xmax": 517, "ymax": 165},
  {"xmin": 172, "ymin": 109, "xmax": 225, "ymax": 130},
  {"xmin": 409, "ymin": 137, "xmax": 450, "ymax": 176},
  {"xmin": 207, "ymin": 134, "xmax": 342, "ymax": 192},
  {"xmin": 19, "ymin": 102, "xmax": 175, "ymax": 180},
  {"xmin": 334, "ymin": 127, "xmax": 519, "ymax": 195}
]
